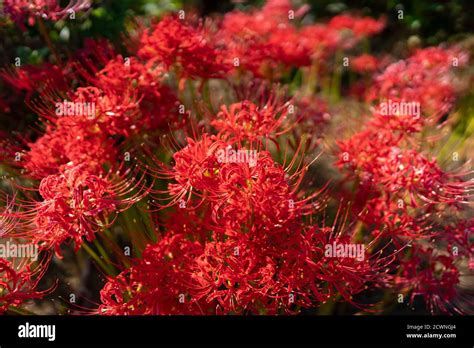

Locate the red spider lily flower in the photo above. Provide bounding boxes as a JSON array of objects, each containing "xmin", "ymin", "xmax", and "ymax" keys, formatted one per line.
[
  {"xmin": 162, "ymin": 134, "xmax": 228, "ymax": 205},
  {"xmin": 127, "ymin": 136, "xmax": 349, "ymax": 314},
  {"xmin": 297, "ymin": 225, "xmax": 394, "ymax": 309},
  {"xmin": 188, "ymin": 237, "xmax": 289, "ymax": 314},
  {"xmin": 367, "ymin": 47, "xmax": 468, "ymax": 117},
  {"xmin": 33, "ymin": 165, "xmax": 118, "ymax": 254},
  {"xmin": 409, "ymin": 46, "xmax": 469, "ymax": 71},
  {"xmin": 265, "ymin": 27, "xmax": 314, "ymax": 67},
  {"xmin": 298, "ymin": 24, "xmax": 344, "ymax": 59},
  {"xmin": 150, "ymin": 132, "xmax": 318, "ymax": 213},
  {"xmin": 0, "ymin": 63, "xmax": 69, "ymax": 101},
  {"xmin": 23, "ymin": 115, "xmax": 118, "ymax": 178},
  {"xmin": 221, "ymin": 38, "xmax": 282, "ymax": 78},
  {"xmin": 372, "ymin": 60, "xmax": 455, "ymax": 117},
  {"xmin": 212, "ymin": 99, "xmax": 292, "ymax": 143},
  {"xmin": 98, "ymin": 207, "xmax": 391, "ymax": 315},
  {"xmin": 70, "ymin": 86, "xmax": 142, "ymax": 137},
  {"xmin": 208, "ymin": 149, "xmax": 310, "ymax": 236},
  {"xmin": 3, "ymin": 0, "xmax": 90, "ymax": 27},
  {"xmin": 138, "ymin": 15, "xmax": 230, "ymax": 82},
  {"xmin": 370, "ymin": 101, "xmax": 425, "ymax": 134},
  {"xmin": 92, "ymin": 55, "xmax": 181, "ymax": 130},
  {"xmin": 328, "ymin": 15, "xmax": 386, "ymax": 38},
  {"xmin": 2, "ymin": 0, "xmax": 472, "ymax": 318},
  {"xmin": 218, "ymin": 11, "xmax": 385, "ymax": 78},
  {"xmin": 351, "ymin": 54, "xmax": 380, "ymax": 74},
  {"xmin": 72, "ymin": 38, "xmax": 117, "ymax": 75},
  {"xmin": 357, "ymin": 195, "xmax": 434, "ymax": 241},
  {"xmin": 22, "ymin": 81, "xmax": 143, "ymax": 178},
  {"xmin": 98, "ymin": 232, "xmax": 208, "ymax": 315},
  {"xmin": 337, "ymin": 128, "xmax": 473, "ymax": 205},
  {"xmin": 218, "ymin": 3, "xmax": 386, "ymax": 77},
  {"xmin": 219, "ymin": 0, "xmax": 290, "ymax": 39},
  {"xmin": 217, "ymin": 1, "xmax": 314, "ymax": 76},
  {"xmin": 17, "ymin": 164, "xmax": 148, "ymax": 256},
  {"xmin": 395, "ymin": 246, "xmax": 473, "ymax": 314},
  {"xmin": 335, "ymin": 101, "xmax": 473, "ymax": 245},
  {"xmin": 183, "ymin": 212, "xmax": 392, "ymax": 314},
  {"xmin": 220, "ymin": 0, "xmax": 308, "ymax": 38},
  {"xmin": 0, "ymin": 257, "xmax": 51, "ymax": 313},
  {"xmin": 293, "ymin": 95, "xmax": 331, "ymax": 128},
  {"xmin": 186, "ymin": 224, "xmax": 330, "ymax": 314},
  {"xmin": 260, "ymin": 0, "xmax": 294, "ymax": 18},
  {"xmin": 94, "ymin": 56, "xmax": 166, "ymax": 102},
  {"xmin": 444, "ymin": 221, "xmax": 474, "ymax": 260},
  {"xmin": 161, "ymin": 207, "xmax": 215, "ymax": 243},
  {"xmin": 25, "ymin": 84, "xmax": 140, "ymax": 139},
  {"xmin": 0, "ymin": 205, "xmax": 52, "ymax": 312}
]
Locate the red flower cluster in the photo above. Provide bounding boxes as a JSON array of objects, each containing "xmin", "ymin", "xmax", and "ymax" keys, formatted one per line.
[
  {"xmin": 212, "ymin": 99, "xmax": 291, "ymax": 142},
  {"xmin": 138, "ymin": 15, "xmax": 230, "ymax": 81},
  {"xmin": 337, "ymin": 46, "xmax": 473, "ymax": 313},
  {"xmin": 0, "ymin": 258, "xmax": 47, "ymax": 313},
  {"xmin": 100, "ymin": 131, "xmax": 390, "ymax": 314},
  {"xmin": 33, "ymin": 165, "xmax": 119, "ymax": 254},
  {"xmin": 350, "ymin": 54, "xmax": 380, "ymax": 74},
  {"xmin": 216, "ymin": 0, "xmax": 385, "ymax": 77},
  {"xmin": 367, "ymin": 47, "xmax": 468, "ymax": 118},
  {"xmin": 395, "ymin": 245, "xmax": 468, "ymax": 314},
  {"xmin": 24, "ymin": 114, "xmax": 118, "ymax": 178},
  {"xmin": 328, "ymin": 14, "xmax": 386, "ymax": 38}
]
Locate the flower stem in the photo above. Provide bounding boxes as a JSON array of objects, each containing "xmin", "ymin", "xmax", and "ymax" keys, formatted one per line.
[
  {"xmin": 82, "ymin": 242, "xmax": 115, "ymax": 275},
  {"xmin": 37, "ymin": 18, "xmax": 62, "ymax": 65}
]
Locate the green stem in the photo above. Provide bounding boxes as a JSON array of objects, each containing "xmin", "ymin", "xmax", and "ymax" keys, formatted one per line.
[
  {"xmin": 82, "ymin": 243, "xmax": 114, "ymax": 275},
  {"xmin": 93, "ymin": 238, "xmax": 115, "ymax": 272},
  {"xmin": 37, "ymin": 18, "xmax": 62, "ymax": 65},
  {"xmin": 7, "ymin": 306, "xmax": 35, "ymax": 315}
]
